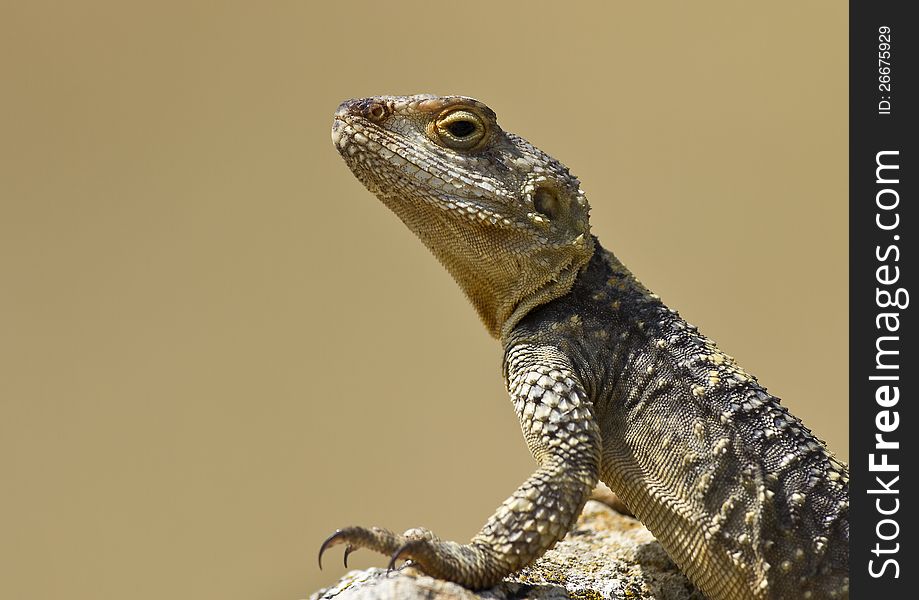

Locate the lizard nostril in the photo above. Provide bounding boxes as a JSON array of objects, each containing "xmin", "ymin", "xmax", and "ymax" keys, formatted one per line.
[{"xmin": 365, "ymin": 102, "xmax": 388, "ymax": 122}]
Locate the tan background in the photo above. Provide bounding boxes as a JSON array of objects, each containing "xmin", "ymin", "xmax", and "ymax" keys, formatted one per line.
[{"xmin": 0, "ymin": 2, "xmax": 847, "ymax": 599}]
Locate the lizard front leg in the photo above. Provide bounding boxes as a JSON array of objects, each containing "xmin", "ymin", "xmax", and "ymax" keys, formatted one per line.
[{"xmin": 318, "ymin": 344, "xmax": 601, "ymax": 589}]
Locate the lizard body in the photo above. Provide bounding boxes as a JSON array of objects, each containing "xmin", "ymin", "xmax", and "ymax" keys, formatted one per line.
[{"xmin": 323, "ymin": 95, "xmax": 849, "ymax": 599}]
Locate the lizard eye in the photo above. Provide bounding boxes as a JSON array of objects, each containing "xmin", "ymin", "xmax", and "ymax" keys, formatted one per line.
[{"xmin": 434, "ymin": 109, "xmax": 487, "ymax": 150}]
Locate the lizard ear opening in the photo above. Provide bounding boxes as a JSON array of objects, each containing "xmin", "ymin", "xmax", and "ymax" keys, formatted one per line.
[{"xmin": 533, "ymin": 187, "xmax": 565, "ymax": 220}]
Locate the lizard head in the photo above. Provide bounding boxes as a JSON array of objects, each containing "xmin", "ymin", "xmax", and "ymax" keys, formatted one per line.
[{"xmin": 332, "ymin": 94, "xmax": 594, "ymax": 339}]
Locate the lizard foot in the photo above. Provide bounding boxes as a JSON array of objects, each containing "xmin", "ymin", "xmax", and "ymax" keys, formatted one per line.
[
  {"xmin": 318, "ymin": 525, "xmax": 502, "ymax": 588},
  {"xmin": 319, "ymin": 526, "xmax": 439, "ymax": 570}
]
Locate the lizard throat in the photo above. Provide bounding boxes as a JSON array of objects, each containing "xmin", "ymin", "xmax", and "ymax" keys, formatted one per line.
[{"xmin": 498, "ymin": 244, "xmax": 595, "ymax": 340}]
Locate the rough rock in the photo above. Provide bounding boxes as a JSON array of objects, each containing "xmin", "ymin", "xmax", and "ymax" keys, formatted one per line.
[{"xmin": 309, "ymin": 501, "xmax": 702, "ymax": 600}]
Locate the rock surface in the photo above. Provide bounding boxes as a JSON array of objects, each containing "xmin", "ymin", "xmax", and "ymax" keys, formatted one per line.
[{"xmin": 309, "ymin": 501, "xmax": 703, "ymax": 600}]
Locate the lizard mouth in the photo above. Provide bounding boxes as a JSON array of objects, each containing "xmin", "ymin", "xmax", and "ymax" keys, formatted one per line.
[{"xmin": 330, "ymin": 116, "xmax": 347, "ymax": 149}]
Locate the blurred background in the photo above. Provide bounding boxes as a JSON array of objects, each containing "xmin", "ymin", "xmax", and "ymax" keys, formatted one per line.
[{"xmin": 0, "ymin": 2, "xmax": 846, "ymax": 599}]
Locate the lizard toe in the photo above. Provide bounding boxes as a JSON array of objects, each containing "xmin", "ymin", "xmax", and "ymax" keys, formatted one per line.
[
  {"xmin": 386, "ymin": 539, "xmax": 429, "ymax": 572},
  {"xmin": 318, "ymin": 525, "xmax": 408, "ymax": 570}
]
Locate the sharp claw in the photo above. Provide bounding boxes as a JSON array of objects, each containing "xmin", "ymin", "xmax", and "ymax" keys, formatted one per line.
[
  {"xmin": 387, "ymin": 541, "xmax": 414, "ymax": 572},
  {"xmin": 318, "ymin": 529, "xmax": 345, "ymax": 570},
  {"xmin": 343, "ymin": 544, "xmax": 354, "ymax": 568}
]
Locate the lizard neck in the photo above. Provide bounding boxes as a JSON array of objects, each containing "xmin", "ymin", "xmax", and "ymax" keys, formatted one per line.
[
  {"xmin": 494, "ymin": 234, "xmax": 596, "ymax": 340},
  {"xmin": 500, "ymin": 238, "xmax": 653, "ymax": 344},
  {"xmin": 381, "ymin": 200, "xmax": 595, "ymax": 339}
]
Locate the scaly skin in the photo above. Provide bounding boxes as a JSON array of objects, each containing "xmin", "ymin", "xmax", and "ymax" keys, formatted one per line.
[{"xmin": 324, "ymin": 95, "xmax": 849, "ymax": 599}]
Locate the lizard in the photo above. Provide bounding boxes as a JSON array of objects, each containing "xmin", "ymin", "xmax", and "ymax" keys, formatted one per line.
[{"xmin": 321, "ymin": 94, "xmax": 849, "ymax": 600}]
